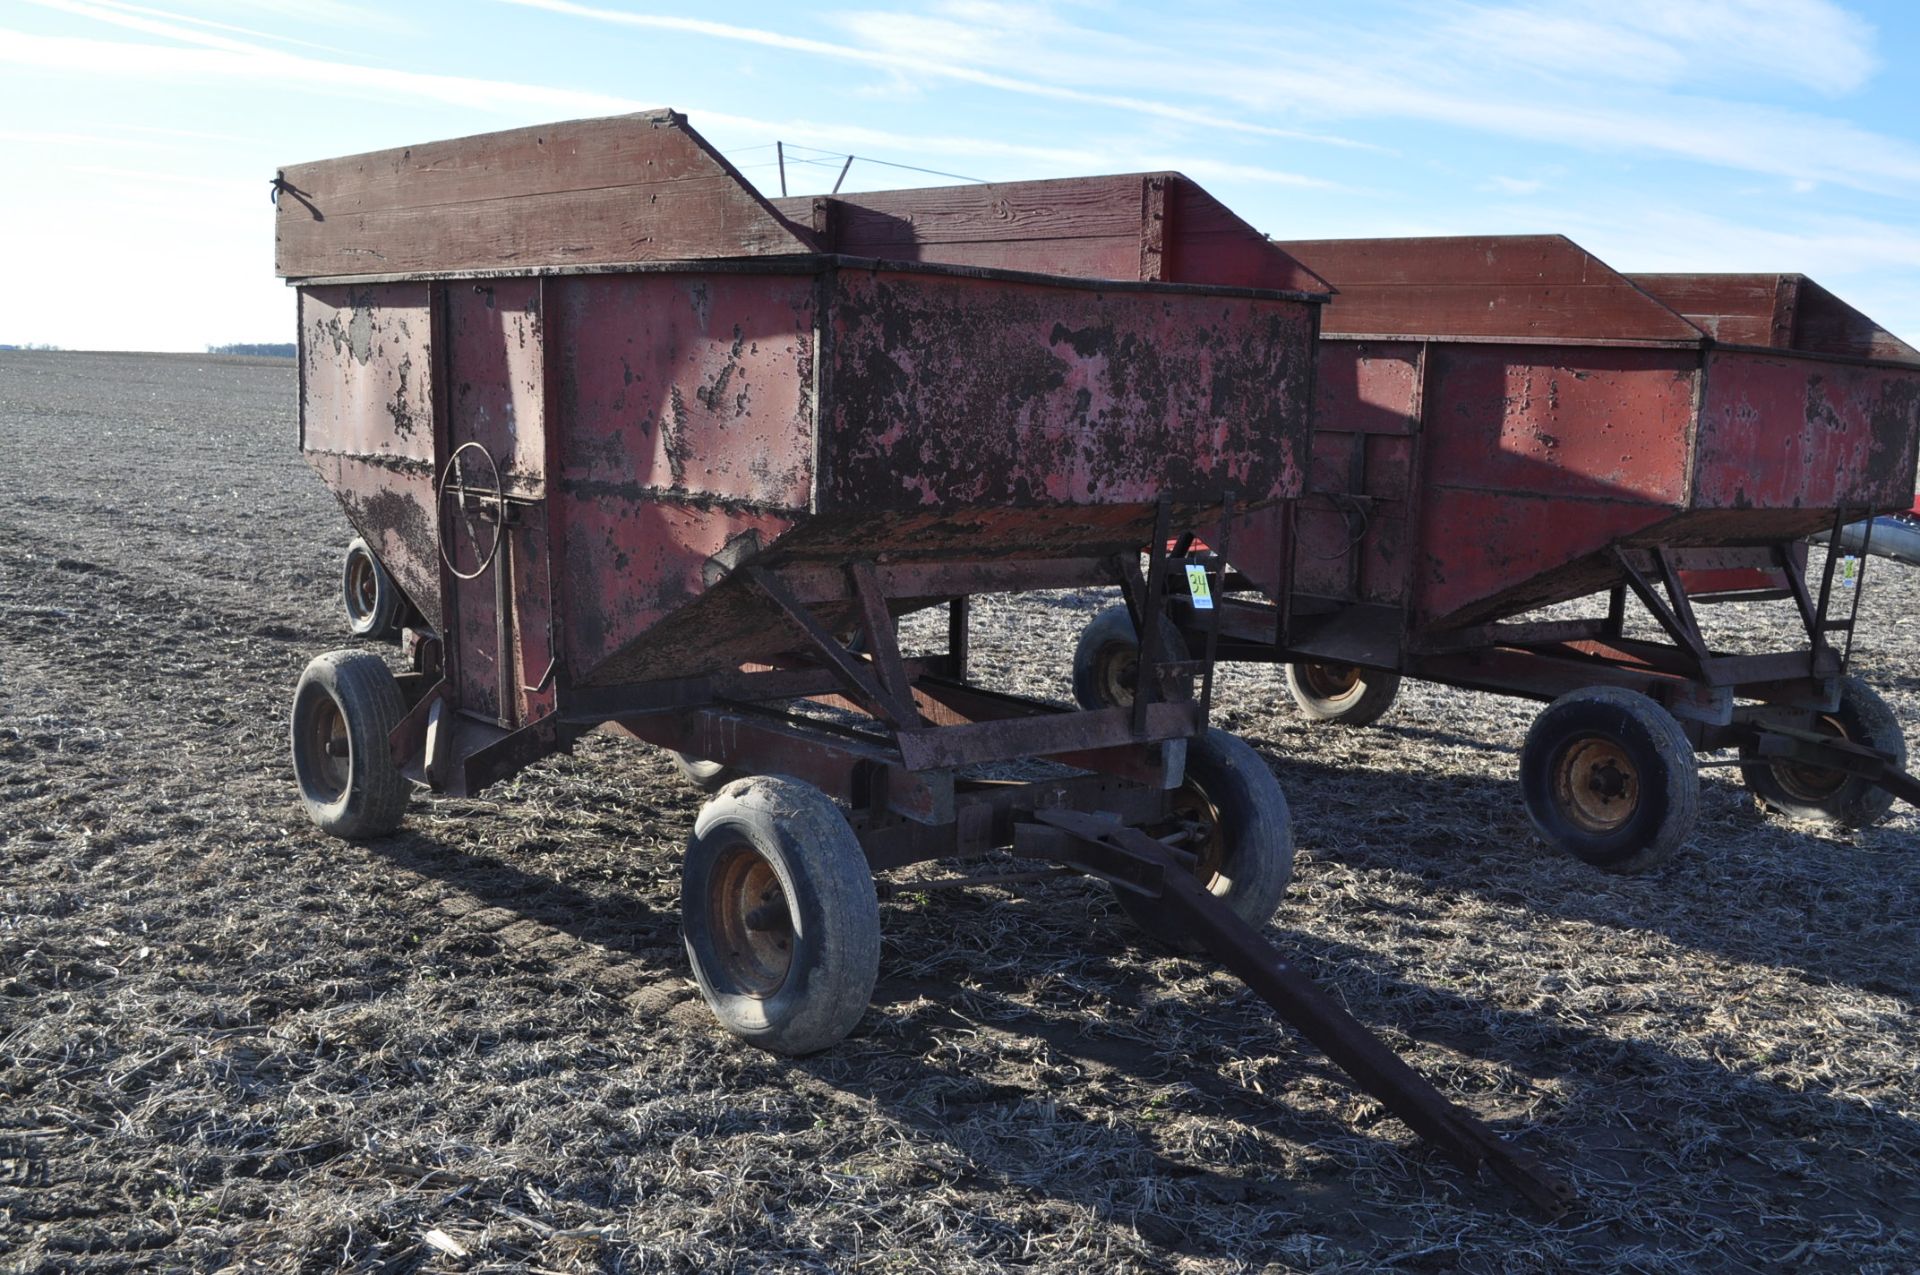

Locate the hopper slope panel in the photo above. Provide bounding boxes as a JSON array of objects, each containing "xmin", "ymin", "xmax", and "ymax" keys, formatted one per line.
[
  {"xmin": 816, "ymin": 269, "xmax": 1315, "ymax": 519},
  {"xmin": 298, "ymin": 283, "xmax": 442, "ymax": 628}
]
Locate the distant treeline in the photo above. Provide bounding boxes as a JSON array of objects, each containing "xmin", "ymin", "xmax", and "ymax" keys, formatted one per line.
[
  {"xmin": 207, "ymin": 343, "xmax": 296, "ymax": 357},
  {"xmin": 0, "ymin": 343, "xmax": 60, "ymax": 351}
]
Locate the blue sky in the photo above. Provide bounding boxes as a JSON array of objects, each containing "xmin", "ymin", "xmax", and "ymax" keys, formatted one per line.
[{"xmin": 4, "ymin": 0, "xmax": 1919, "ymax": 350}]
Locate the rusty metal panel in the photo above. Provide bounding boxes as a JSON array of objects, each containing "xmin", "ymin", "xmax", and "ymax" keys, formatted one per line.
[
  {"xmin": 1692, "ymin": 349, "xmax": 1920, "ymax": 512},
  {"xmin": 1421, "ymin": 343, "xmax": 1699, "ymax": 506},
  {"xmin": 817, "ymin": 268, "xmax": 1314, "ymax": 512},
  {"xmin": 550, "ymin": 272, "xmax": 817, "ymax": 509},
  {"xmin": 298, "ymin": 282, "xmax": 441, "ymax": 628}
]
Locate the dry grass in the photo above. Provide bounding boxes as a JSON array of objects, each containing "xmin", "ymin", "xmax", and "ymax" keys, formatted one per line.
[{"xmin": 1, "ymin": 350, "xmax": 1915, "ymax": 1273}]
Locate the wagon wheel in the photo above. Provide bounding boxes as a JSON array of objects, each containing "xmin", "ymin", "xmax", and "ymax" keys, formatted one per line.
[
  {"xmin": 1739, "ymin": 677, "xmax": 1907, "ymax": 828},
  {"xmin": 342, "ymin": 537, "xmax": 403, "ymax": 641},
  {"xmin": 1283, "ymin": 661, "xmax": 1401, "ymax": 726},
  {"xmin": 1113, "ymin": 728, "xmax": 1293, "ymax": 951},
  {"xmin": 680, "ymin": 776, "xmax": 880, "ymax": 1056},
  {"xmin": 1070, "ymin": 604, "xmax": 1194, "ymax": 711},
  {"xmin": 290, "ymin": 649, "xmax": 410, "ymax": 840},
  {"xmin": 1519, "ymin": 687, "xmax": 1698, "ymax": 873}
]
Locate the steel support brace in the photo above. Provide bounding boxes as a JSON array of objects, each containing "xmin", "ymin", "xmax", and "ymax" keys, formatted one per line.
[
  {"xmin": 1028, "ymin": 808, "xmax": 1575, "ymax": 1217},
  {"xmin": 1746, "ymin": 724, "xmax": 1920, "ymax": 810}
]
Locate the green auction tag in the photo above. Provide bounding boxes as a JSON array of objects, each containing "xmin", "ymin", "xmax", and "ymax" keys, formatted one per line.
[
  {"xmin": 1185, "ymin": 563, "xmax": 1214, "ymax": 609},
  {"xmin": 1840, "ymin": 555, "xmax": 1859, "ymax": 588}
]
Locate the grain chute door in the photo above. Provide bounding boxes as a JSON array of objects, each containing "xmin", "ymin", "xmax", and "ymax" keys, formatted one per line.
[{"xmin": 439, "ymin": 279, "xmax": 557, "ymax": 729}]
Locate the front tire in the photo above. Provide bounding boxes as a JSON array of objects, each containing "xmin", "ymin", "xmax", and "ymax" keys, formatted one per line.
[
  {"xmin": 290, "ymin": 650, "xmax": 410, "ymax": 839},
  {"xmin": 1739, "ymin": 678, "xmax": 1907, "ymax": 828},
  {"xmin": 1283, "ymin": 662, "xmax": 1401, "ymax": 726},
  {"xmin": 1519, "ymin": 687, "xmax": 1698, "ymax": 873},
  {"xmin": 1071, "ymin": 604, "xmax": 1193, "ymax": 711},
  {"xmin": 1115, "ymin": 729, "xmax": 1293, "ymax": 951},
  {"xmin": 681, "ymin": 776, "xmax": 881, "ymax": 1056}
]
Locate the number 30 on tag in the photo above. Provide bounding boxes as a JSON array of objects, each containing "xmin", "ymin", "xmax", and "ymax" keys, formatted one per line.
[{"xmin": 1184, "ymin": 563, "xmax": 1214, "ymax": 609}]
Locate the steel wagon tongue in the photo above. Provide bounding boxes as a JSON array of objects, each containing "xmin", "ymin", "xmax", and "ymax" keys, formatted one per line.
[{"xmin": 275, "ymin": 113, "xmax": 1569, "ymax": 1214}]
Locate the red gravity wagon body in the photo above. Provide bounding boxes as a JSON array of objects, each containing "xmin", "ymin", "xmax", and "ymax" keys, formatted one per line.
[
  {"xmin": 274, "ymin": 114, "xmax": 1567, "ymax": 1211},
  {"xmin": 1101, "ymin": 235, "xmax": 1920, "ymax": 871}
]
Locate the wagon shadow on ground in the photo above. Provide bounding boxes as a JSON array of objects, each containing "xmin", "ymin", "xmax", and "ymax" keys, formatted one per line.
[
  {"xmin": 356, "ymin": 817, "xmax": 1920, "ymax": 1263},
  {"xmin": 1259, "ymin": 746, "xmax": 1920, "ymax": 1003}
]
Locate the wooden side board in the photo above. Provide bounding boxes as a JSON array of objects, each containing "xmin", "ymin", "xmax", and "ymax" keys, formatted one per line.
[
  {"xmin": 275, "ymin": 110, "xmax": 814, "ymax": 279},
  {"xmin": 774, "ymin": 174, "xmax": 1328, "ymax": 293},
  {"xmin": 1630, "ymin": 273, "xmax": 1920, "ymax": 365},
  {"xmin": 1279, "ymin": 235, "xmax": 1705, "ymax": 344}
]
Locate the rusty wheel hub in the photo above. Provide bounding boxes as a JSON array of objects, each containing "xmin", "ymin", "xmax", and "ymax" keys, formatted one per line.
[
  {"xmin": 1099, "ymin": 642, "xmax": 1139, "ymax": 709},
  {"xmin": 1300, "ymin": 662, "xmax": 1362, "ymax": 702},
  {"xmin": 708, "ymin": 843, "xmax": 794, "ymax": 997},
  {"xmin": 302, "ymin": 693, "xmax": 351, "ymax": 803},
  {"xmin": 1554, "ymin": 738, "xmax": 1639, "ymax": 833},
  {"xmin": 1160, "ymin": 781, "xmax": 1229, "ymax": 893},
  {"xmin": 1771, "ymin": 713, "xmax": 1851, "ymax": 802},
  {"xmin": 345, "ymin": 551, "xmax": 379, "ymax": 620}
]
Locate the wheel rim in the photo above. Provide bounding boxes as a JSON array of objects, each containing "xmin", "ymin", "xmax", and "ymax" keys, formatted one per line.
[
  {"xmin": 1771, "ymin": 713, "xmax": 1851, "ymax": 802},
  {"xmin": 1553, "ymin": 737, "xmax": 1639, "ymax": 833},
  {"xmin": 345, "ymin": 550, "xmax": 379, "ymax": 622},
  {"xmin": 301, "ymin": 691, "xmax": 351, "ymax": 803},
  {"xmin": 1157, "ymin": 780, "xmax": 1229, "ymax": 895},
  {"xmin": 1098, "ymin": 642, "xmax": 1139, "ymax": 709},
  {"xmin": 1300, "ymin": 662, "xmax": 1362, "ymax": 704},
  {"xmin": 707, "ymin": 842, "xmax": 794, "ymax": 997}
]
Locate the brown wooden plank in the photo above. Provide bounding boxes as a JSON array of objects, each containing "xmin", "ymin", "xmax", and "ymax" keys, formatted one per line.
[
  {"xmin": 777, "ymin": 173, "xmax": 1329, "ymax": 294},
  {"xmin": 1632, "ymin": 272, "xmax": 1920, "ymax": 364},
  {"xmin": 1166, "ymin": 181, "xmax": 1329, "ymax": 293},
  {"xmin": 275, "ymin": 111, "xmax": 812, "ymax": 278},
  {"xmin": 1280, "ymin": 236, "xmax": 1703, "ymax": 342}
]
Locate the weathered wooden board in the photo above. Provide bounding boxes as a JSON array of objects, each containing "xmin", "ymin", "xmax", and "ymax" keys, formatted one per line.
[
  {"xmin": 275, "ymin": 111, "xmax": 813, "ymax": 279},
  {"xmin": 1630, "ymin": 273, "xmax": 1920, "ymax": 364},
  {"xmin": 775, "ymin": 174, "xmax": 1327, "ymax": 293},
  {"xmin": 1279, "ymin": 236, "xmax": 1703, "ymax": 343}
]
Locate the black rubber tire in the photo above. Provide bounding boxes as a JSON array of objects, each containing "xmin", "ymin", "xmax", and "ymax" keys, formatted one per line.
[
  {"xmin": 1739, "ymin": 677, "xmax": 1907, "ymax": 828},
  {"xmin": 1115, "ymin": 729, "xmax": 1294, "ymax": 951},
  {"xmin": 681, "ymin": 776, "xmax": 881, "ymax": 1056},
  {"xmin": 1519, "ymin": 687, "xmax": 1698, "ymax": 873},
  {"xmin": 1070, "ymin": 604, "xmax": 1193, "ymax": 711},
  {"xmin": 343, "ymin": 537, "xmax": 402, "ymax": 641},
  {"xmin": 669, "ymin": 750, "xmax": 738, "ymax": 794},
  {"xmin": 1283, "ymin": 662, "xmax": 1402, "ymax": 727},
  {"xmin": 290, "ymin": 649, "xmax": 410, "ymax": 840}
]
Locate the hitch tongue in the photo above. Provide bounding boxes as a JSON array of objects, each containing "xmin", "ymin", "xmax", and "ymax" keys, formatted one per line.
[{"xmin": 1034, "ymin": 808, "xmax": 1575, "ymax": 1217}]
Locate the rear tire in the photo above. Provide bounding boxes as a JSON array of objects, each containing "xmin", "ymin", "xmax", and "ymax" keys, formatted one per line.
[
  {"xmin": 1115, "ymin": 729, "xmax": 1293, "ymax": 951},
  {"xmin": 1519, "ymin": 687, "xmax": 1698, "ymax": 873},
  {"xmin": 1071, "ymin": 604, "xmax": 1193, "ymax": 711},
  {"xmin": 290, "ymin": 650, "xmax": 410, "ymax": 839},
  {"xmin": 1283, "ymin": 662, "xmax": 1401, "ymax": 726},
  {"xmin": 1739, "ymin": 678, "xmax": 1906, "ymax": 828},
  {"xmin": 681, "ymin": 776, "xmax": 881, "ymax": 1056},
  {"xmin": 343, "ymin": 537, "xmax": 402, "ymax": 641}
]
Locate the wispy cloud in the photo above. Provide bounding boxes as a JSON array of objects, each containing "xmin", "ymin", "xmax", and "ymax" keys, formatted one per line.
[{"xmin": 497, "ymin": 0, "xmax": 1384, "ymax": 151}]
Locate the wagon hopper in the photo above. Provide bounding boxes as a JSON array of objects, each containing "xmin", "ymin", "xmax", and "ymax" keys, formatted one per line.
[{"xmin": 274, "ymin": 113, "xmax": 1567, "ymax": 1210}]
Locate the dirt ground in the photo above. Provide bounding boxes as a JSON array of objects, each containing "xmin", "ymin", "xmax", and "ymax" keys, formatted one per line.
[{"xmin": 1, "ymin": 349, "xmax": 1916, "ymax": 1274}]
